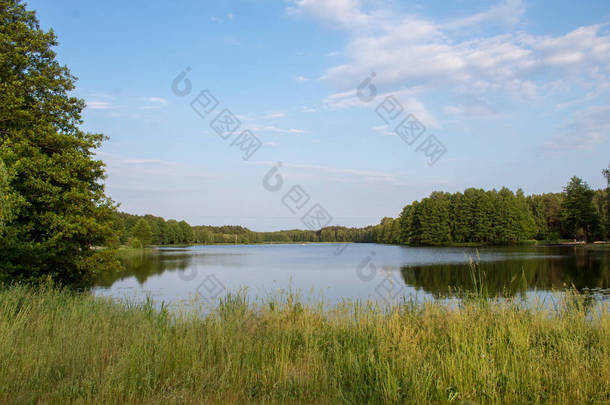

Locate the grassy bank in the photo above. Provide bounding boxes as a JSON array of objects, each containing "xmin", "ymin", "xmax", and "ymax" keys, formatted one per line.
[{"xmin": 1, "ymin": 285, "xmax": 608, "ymax": 404}]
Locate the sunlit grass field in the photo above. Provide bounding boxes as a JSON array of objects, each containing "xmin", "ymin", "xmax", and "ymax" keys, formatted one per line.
[{"xmin": 1, "ymin": 283, "xmax": 608, "ymax": 404}]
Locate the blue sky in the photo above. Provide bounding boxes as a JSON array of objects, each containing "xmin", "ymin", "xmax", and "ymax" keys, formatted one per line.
[{"xmin": 29, "ymin": 0, "xmax": 610, "ymax": 230}]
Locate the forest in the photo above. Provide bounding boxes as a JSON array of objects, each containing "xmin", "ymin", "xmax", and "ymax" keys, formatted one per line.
[{"xmin": 116, "ymin": 175, "xmax": 610, "ymax": 248}]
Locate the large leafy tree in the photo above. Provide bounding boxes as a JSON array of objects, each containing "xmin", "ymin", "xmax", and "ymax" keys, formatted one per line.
[{"xmin": 0, "ymin": 0, "xmax": 119, "ymax": 284}]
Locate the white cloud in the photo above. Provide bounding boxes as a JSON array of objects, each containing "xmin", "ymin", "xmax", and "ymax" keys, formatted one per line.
[
  {"xmin": 371, "ymin": 125, "xmax": 396, "ymax": 136},
  {"xmin": 322, "ymin": 87, "xmax": 438, "ymax": 127},
  {"xmin": 237, "ymin": 111, "xmax": 287, "ymax": 121},
  {"xmin": 289, "ymin": 0, "xmax": 610, "ymax": 104},
  {"xmin": 227, "ymin": 13, "xmax": 233, "ymax": 20},
  {"xmin": 254, "ymin": 160, "xmax": 400, "ymax": 185},
  {"xmin": 123, "ymin": 159, "xmax": 170, "ymax": 165},
  {"xmin": 295, "ymin": 75, "xmax": 309, "ymax": 82},
  {"xmin": 287, "ymin": 0, "xmax": 374, "ymax": 30},
  {"xmin": 87, "ymin": 93, "xmax": 115, "ymax": 100},
  {"xmin": 251, "ymin": 125, "xmax": 309, "ymax": 135},
  {"xmin": 444, "ymin": 101, "xmax": 502, "ymax": 118},
  {"xmin": 86, "ymin": 95, "xmax": 168, "ymax": 112},
  {"xmin": 148, "ymin": 97, "xmax": 167, "ymax": 105},
  {"xmin": 544, "ymin": 105, "xmax": 610, "ymax": 151},
  {"xmin": 139, "ymin": 96, "xmax": 169, "ymax": 110},
  {"xmin": 265, "ymin": 112, "xmax": 286, "ymax": 119},
  {"xmin": 441, "ymin": 0, "xmax": 525, "ymax": 30},
  {"xmin": 232, "ymin": 112, "xmax": 306, "ymax": 135},
  {"xmin": 86, "ymin": 100, "xmax": 112, "ymax": 110},
  {"xmin": 104, "ymin": 156, "xmax": 217, "ymax": 193},
  {"xmin": 525, "ymin": 25, "xmax": 610, "ymax": 67},
  {"xmin": 555, "ymin": 81, "xmax": 610, "ymax": 110}
]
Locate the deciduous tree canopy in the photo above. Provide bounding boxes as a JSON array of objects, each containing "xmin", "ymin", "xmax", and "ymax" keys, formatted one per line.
[{"xmin": 0, "ymin": 0, "xmax": 119, "ymax": 284}]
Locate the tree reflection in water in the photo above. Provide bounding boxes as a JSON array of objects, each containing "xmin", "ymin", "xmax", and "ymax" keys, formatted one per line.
[
  {"xmin": 400, "ymin": 247, "xmax": 609, "ymax": 298},
  {"xmin": 95, "ymin": 249, "xmax": 193, "ymax": 288}
]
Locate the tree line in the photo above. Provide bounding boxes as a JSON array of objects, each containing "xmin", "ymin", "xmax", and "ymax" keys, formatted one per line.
[
  {"xmin": 114, "ymin": 213, "xmax": 378, "ymax": 247},
  {"xmin": 116, "ymin": 173, "xmax": 609, "ymax": 248},
  {"xmin": 388, "ymin": 176, "xmax": 608, "ymax": 246}
]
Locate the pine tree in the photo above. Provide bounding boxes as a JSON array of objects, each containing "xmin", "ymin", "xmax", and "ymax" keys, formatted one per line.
[
  {"xmin": 516, "ymin": 189, "xmax": 537, "ymax": 240},
  {"xmin": 398, "ymin": 204, "xmax": 413, "ymax": 244},
  {"xmin": 473, "ymin": 190, "xmax": 494, "ymax": 243},
  {"xmin": 561, "ymin": 177, "xmax": 599, "ymax": 241}
]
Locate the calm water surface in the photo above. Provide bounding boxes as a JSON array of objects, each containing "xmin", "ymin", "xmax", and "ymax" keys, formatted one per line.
[{"xmin": 93, "ymin": 243, "xmax": 610, "ymax": 308}]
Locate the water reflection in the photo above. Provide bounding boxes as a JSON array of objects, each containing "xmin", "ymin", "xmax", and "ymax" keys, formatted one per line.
[
  {"xmin": 93, "ymin": 244, "xmax": 610, "ymax": 307},
  {"xmin": 400, "ymin": 247, "xmax": 610, "ymax": 298},
  {"xmin": 95, "ymin": 249, "xmax": 193, "ymax": 287}
]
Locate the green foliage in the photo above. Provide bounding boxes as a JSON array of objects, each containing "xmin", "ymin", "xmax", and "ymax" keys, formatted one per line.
[
  {"xmin": 131, "ymin": 219, "xmax": 152, "ymax": 247},
  {"xmin": 178, "ymin": 220, "xmax": 193, "ymax": 243},
  {"xmin": 398, "ymin": 187, "xmax": 538, "ymax": 245},
  {"xmin": 527, "ymin": 192, "xmax": 564, "ymax": 239},
  {"xmin": 0, "ymin": 158, "xmax": 14, "ymax": 230},
  {"xmin": 128, "ymin": 237, "xmax": 142, "ymax": 249},
  {"xmin": 113, "ymin": 211, "xmax": 380, "ymax": 246},
  {"xmin": 561, "ymin": 177, "xmax": 600, "ymax": 241},
  {"xmin": 0, "ymin": 0, "xmax": 119, "ymax": 284}
]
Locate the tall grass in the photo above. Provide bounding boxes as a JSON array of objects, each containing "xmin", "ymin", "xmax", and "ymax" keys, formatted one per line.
[{"xmin": 0, "ymin": 283, "xmax": 608, "ymax": 404}]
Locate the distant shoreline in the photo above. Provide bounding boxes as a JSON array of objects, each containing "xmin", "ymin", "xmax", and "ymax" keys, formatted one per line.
[{"xmin": 116, "ymin": 240, "xmax": 610, "ymax": 252}]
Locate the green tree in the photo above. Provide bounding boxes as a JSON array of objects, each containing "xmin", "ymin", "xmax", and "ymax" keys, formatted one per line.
[
  {"xmin": 378, "ymin": 217, "xmax": 393, "ymax": 244},
  {"xmin": 389, "ymin": 219, "xmax": 401, "ymax": 244},
  {"xmin": 527, "ymin": 193, "xmax": 563, "ymax": 240},
  {"xmin": 561, "ymin": 177, "xmax": 599, "ymax": 241},
  {"xmin": 592, "ymin": 190, "xmax": 606, "ymax": 240},
  {"xmin": 178, "ymin": 220, "xmax": 193, "ymax": 243},
  {"xmin": 418, "ymin": 193, "xmax": 452, "ymax": 245},
  {"xmin": 143, "ymin": 216, "xmax": 159, "ymax": 244},
  {"xmin": 131, "ymin": 219, "xmax": 153, "ymax": 247},
  {"xmin": 0, "ymin": 0, "xmax": 119, "ymax": 283},
  {"xmin": 515, "ymin": 189, "xmax": 537, "ymax": 240},
  {"xmin": 451, "ymin": 191, "xmax": 472, "ymax": 243},
  {"xmin": 408, "ymin": 201, "xmax": 424, "ymax": 245},
  {"xmin": 398, "ymin": 204, "xmax": 413, "ymax": 244},
  {"xmin": 167, "ymin": 220, "xmax": 182, "ymax": 244},
  {"xmin": 0, "ymin": 159, "xmax": 11, "ymax": 231}
]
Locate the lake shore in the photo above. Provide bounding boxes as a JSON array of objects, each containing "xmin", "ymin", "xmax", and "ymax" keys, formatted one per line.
[
  {"xmin": 2, "ymin": 284, "xmax": 608, "ymax": 404},
  {"xmin": 117, "ymin": 239, "xmax": 610, "ymax": 251}
]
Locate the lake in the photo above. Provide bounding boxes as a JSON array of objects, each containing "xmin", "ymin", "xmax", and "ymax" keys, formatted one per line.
[{"xmin": 93, "ymin": 243, "xmax": 610, "ymax": 309}]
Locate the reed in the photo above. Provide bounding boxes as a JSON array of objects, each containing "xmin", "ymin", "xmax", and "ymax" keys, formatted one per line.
[{"xmin": 0, "ymin": 283, "xmax": 608, "ymax": 404}]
